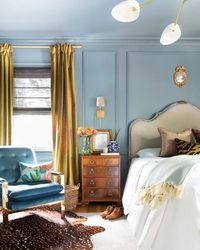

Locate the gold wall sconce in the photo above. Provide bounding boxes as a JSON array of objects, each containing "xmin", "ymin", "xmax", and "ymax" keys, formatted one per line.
[
  {"xmin": 96, "ymin": 96, "xmax": 105, "ymax": 119},
  {"xmin": 173, "ymin": 66, "xmax": 188, "ymax": 88},
  {"xmin": 96, "ymin": 97, "xmax": 105, "ymax": 128}
]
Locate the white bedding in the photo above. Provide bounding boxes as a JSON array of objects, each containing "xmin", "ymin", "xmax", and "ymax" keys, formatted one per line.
[{"xmin": 122, "ymin": 156, "xmax": 200, "ymax": 250}]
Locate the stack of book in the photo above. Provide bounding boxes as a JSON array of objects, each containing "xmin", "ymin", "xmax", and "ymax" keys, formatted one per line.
[{"xmin": 100, "ymin": 152, "xmax": 120, "ymax": 156}]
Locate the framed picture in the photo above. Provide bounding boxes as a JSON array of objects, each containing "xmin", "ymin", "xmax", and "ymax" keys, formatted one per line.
[{"xmin": 91, "ymin": 129, "xmax": 112, "ymax": 153}]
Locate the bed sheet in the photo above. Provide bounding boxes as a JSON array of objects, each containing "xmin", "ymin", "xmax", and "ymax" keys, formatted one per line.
[{"xmin": 122, "ymin": 156, "xmax": 200, "ymax": 250}]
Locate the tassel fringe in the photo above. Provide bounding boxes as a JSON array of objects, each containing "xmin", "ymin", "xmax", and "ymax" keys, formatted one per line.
[{"xmin": 137, "ymin": 182, "xmax": 183, "ymax": 208}]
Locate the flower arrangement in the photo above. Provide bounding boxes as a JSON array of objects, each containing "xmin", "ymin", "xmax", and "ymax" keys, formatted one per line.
[
  {"xmin": 77, "ymin": 127, "xmax": 98, "ymax": 155},
  {"xmin": 77, "ymin": 127, "xmax": 98, "ymax": 137}
]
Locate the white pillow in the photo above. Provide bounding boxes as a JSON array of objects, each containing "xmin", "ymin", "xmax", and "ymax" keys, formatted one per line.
[{"xmin": 136, "ymin": 148, "xmax": 160, "ymax": 158}]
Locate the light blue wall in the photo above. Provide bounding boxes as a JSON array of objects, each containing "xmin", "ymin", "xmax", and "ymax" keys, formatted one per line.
[
  {"xmin": 74, "ymin": 40, "xmax": 200, "ymax": 188},
  {"xmin": 74, "ymin": 42, "xmax": 200, "ymax": 155},
  {"xmin": 9, "ymin": 38, "xmax": 200, "ymax": 188}
]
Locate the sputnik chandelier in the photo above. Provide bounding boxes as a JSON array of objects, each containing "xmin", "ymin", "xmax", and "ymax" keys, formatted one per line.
[{"xmin": 111, "ymin": 0, "xmax": 187, "ymax": 45}]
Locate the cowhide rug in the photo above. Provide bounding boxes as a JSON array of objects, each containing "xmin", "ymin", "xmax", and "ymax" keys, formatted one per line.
[{"xmin": 0, "ymin": 206, "xmax": 105, "ymax": 250}]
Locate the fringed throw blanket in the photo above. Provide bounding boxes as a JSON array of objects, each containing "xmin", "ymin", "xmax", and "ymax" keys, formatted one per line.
[{"xmin": 137, "ymin": 155, "xmax": 200, "ymax": 208}]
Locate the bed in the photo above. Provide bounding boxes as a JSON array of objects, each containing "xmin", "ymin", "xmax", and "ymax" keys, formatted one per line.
[{"xmin": 122, "ymin": 101, "xmax": 200, "ymax": 250}]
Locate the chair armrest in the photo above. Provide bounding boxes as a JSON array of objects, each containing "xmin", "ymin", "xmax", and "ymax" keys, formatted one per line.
[
  {"xmin": 0, "ymin": 178, "xmax": 8, "ymax": 209},
  {"xmin": 0, "ymin": 177, "xmax": 7, "ymax": 183},
  {"xmin": 51, "ymin": 171, "xmax": 63, "ymax": 176},
  {"xmin": 51, "ymin": 171, "xmax": 65, "ymax": 190}
]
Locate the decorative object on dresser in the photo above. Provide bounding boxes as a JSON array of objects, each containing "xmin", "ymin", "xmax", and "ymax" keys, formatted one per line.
[
  {"xmin": 107, "ymin": 129, "xmax": 120, "ymax": 153},
  {"xmin": 81, "ymin": 155, "xmax": 121, "ymax": 206},
  {"xmin": 107, "ymin": 141, "xmax": 120, "ymax": 153},
  {"xmin": 77, "ymin": 127, "xmax": 98, "ymax": 155},
  {"xmin": 91, "ymin": 129, "xmax": 112, "ymax": 154}
]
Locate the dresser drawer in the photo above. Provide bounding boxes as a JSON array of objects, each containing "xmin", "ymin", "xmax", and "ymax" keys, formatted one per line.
[
  {"xmin": 83, "ymin": 166, "xmax": 119, "ymax": 177},
  {"xmin": 83, "ymin": 177, "xmax": 119, "ymax": 188},
  {"xmin": 82, "ymin": 157, "xmax": 119, "ymax": 166},
  {"xmin": 84, "ymin": 188, "xmax": 119, "ymax": 200},
  {"xmin": 82, "ymin": 158, "xmax": 103, "ymax": 166},
  {"xmin": 103, "ymin": 158, "xmax": 119, "ymax": 166}
]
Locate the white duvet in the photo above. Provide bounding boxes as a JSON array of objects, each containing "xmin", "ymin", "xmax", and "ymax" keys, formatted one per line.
[{"xmin": 122, "ymin": 155, "xmax": 200, "ymax": 250}]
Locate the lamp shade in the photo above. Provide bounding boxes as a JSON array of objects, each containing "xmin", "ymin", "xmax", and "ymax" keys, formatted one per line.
[
  {"xmin": 111, "ymin": 0, "xmax": 140, "ymax": 23},
  {"xmin": 160, "ymin": 23, "xmax": 181, "ymax": 45},
  {"xmin": 96, "ymin": 97, "xmax": 105, "ymax": 107}
]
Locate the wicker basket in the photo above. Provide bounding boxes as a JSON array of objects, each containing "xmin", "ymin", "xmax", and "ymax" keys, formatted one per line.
[{"xmin": 65, "ymin": 183, "xmax": 80, "ymax": 211}]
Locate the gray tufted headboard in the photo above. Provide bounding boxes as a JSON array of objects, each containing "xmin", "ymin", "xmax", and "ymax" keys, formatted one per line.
[{"xmin": 129, "ymin": 101, "xmax": 200, "ymax": 159}]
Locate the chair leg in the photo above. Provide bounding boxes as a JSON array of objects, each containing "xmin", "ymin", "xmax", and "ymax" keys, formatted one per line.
[
  {"xmin": 2, "ymin": 209, "xmax": 8, "ymax": 224},
  {"xmin": 61, "ymin": 201, "xmax": 65, "ymax": 219}
]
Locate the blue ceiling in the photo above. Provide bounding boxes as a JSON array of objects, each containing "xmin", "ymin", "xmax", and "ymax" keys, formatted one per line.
[{"xmin": 0, "ymin": 0, "xmax": 199, "ymax": 39}]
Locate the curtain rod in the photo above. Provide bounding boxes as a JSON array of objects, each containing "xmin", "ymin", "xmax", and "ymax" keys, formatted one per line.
[{"xmin": 13, "ymin": 44, "xmax": 82, "ymax": 49}]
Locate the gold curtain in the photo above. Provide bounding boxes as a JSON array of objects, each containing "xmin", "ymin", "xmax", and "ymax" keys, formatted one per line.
[
  {"xmin": 0, "ymin": 44, "xmax": 13, "ymax": 145},
  {"xmin": 50, "ymin": 44, "xmax": 78, "ymax": 185}
]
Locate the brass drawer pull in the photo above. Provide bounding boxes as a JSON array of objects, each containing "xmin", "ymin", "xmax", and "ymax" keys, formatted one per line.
[
  {"xmin": 89, "ymin": 179, "xmax": 95, "ymax": 186},
  {"xmin": 107, "ymin": 191, "xmax": 113, "ymax": 197},
  {"xmin": 89, "ymin": 190, "xmax": 96, "ymax": 197},
  {"xmin": 89, "ymin": 160, "xmax": 95, "ymax": 165},
  {"xmin": 107, "ymin": 180, "xmax": 113, "ymax": 186},
  {"xmin": 107, "ymin": 168, "xmax": 112, "ymax": 175},
  {"xmin": 105, "ymin": 159, "xmax": 112, "ymax": 165},
  {"xmin": 89, "ymin": 168, "xmax": 95, "ymax": 175}
]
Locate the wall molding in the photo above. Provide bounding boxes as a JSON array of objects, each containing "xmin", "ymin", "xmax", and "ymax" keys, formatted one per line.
[
  {"xmin": 81, "ymin": 50, "xmax": 117, "ymax": 129},
  {"xmin": 1, "ymin": 36, "xmax": 200, "ymax": 47}
]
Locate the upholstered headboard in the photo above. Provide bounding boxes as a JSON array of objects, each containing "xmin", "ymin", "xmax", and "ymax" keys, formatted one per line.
[{"xmin": 129, "ymin": 101, "xmax": 200, "ymax": 158}]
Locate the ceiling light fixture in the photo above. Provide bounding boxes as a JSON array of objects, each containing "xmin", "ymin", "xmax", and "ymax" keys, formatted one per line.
[
  {"xmin": 111, "ymin": 0, "xmax": 187, "ymax": 46},
  {"xmin": 111, "ymin": 0, "xmax": 154, "ymax": 22},
  {"xmin": 160, "ymin": 0, "xmax": 186, "ymax": 45},
  {"xmin": 111, "ymin": 0, "xmax": 140, "ymax": 22}
]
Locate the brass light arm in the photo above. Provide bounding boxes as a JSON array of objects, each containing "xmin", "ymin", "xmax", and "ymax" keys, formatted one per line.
[{"xmin": 175, "ymin": 0, "xmax": 187, "ymax": 25}]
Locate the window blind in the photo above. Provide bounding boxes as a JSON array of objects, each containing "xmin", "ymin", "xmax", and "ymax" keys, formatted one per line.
[{"xmin": 14, "ymin": 68, "xmax": 51, "ymax": 109}]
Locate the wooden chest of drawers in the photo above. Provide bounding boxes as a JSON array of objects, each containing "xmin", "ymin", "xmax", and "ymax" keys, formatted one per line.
[{"xmin": 81, "ymin": 155, "xmax": 121, "ymax": 205}]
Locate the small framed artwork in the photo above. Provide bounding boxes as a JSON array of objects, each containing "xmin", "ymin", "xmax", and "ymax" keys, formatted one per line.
[{"xmin": 91, "ymin": 129, "xmax": 112, "ymax": 153}]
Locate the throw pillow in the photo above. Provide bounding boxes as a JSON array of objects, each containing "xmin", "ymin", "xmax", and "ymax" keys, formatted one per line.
[
  {"xmin": 17, "ymin": 161, "xmax": 53, "ymax": 183},
  {"xmin": 158, "ymin": 127, "xmax": 192, "ymax": 157},
  {"xmin": 192, "ymin": 128, "xmax": 200, "ymax": 143},
  {"xmin": 136, "ymin": 148, "xmax": 160, "ymax": 158},
  {"xmin": 175, "ymin": 138, "xmax": 200, "ymax": 155}
]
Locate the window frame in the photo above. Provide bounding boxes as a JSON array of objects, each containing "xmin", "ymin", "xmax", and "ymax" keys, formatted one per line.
[{"xmin": 13, "ymin": 68, "xmax": 52, "ymax": 151}]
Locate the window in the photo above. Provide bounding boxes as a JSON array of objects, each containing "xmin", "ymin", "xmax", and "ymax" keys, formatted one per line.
[{"xmin": 12, "ymin": 68, "xmax": 52, "ymax": 151}]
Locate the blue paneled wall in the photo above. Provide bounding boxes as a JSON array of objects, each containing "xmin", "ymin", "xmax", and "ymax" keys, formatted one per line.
[{"xmin": 9, "ymin": 38, "xmax": 200, "ymax": 188}]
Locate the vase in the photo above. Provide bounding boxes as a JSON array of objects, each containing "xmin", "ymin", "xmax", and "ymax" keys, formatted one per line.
[
  {"xmin": 82, "ymin": 136, "xmax": 91, "ymax": 155},
  {"xmin": 107, "ymin": 141, "xmax": 119, "ymax": 153}
]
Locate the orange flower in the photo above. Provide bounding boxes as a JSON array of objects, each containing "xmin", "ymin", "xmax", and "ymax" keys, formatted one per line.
[{"xmin": 77, "ymin": 127, "xmax": 97, "ymax": 137}]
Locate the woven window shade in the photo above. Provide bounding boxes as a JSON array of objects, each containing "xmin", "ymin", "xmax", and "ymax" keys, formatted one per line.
[{"xmin": 14, "ymin": 68, "xmax": 51, "ymax": 110}]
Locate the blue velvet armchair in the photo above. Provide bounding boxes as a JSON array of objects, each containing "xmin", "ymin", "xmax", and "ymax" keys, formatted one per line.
[{"xmin": 0, "ymin": 146, "xmax": 65, "ymax": 224}]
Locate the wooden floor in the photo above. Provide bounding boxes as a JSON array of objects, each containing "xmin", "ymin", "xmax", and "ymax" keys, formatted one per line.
[{"xmin": 74, "ymin": 202, "xmax": 116, "ymax": 213}]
